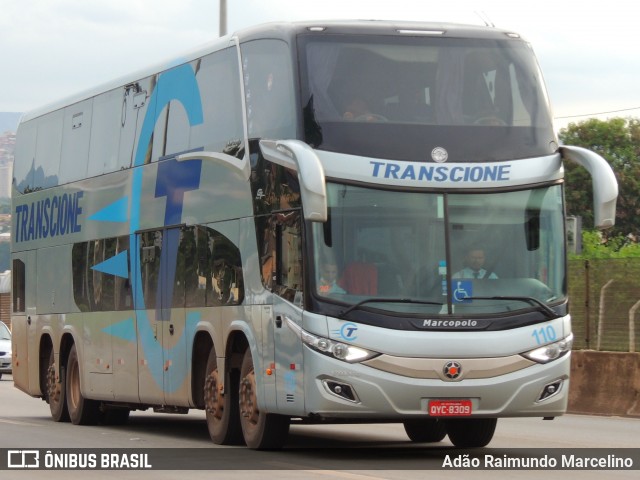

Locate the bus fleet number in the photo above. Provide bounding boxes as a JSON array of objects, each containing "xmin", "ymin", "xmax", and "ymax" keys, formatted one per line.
[{"xmin": 531, "ymin": 325, "xmax": 557, "ymax": 345}]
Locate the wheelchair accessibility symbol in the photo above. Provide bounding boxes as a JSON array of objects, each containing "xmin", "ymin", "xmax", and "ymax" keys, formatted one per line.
[{"xmin": 452, "ymin": 280, "xmax": 473, "ymax": 303}]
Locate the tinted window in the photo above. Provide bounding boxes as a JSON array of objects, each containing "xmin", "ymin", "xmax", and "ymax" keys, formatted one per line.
[
  {"xmin": 181, "ymin": 225, "xmax": 245, "ymax": 307},
  {"xmin": 72, "ymin": 236, "xmax": 132, "ymax": 312},
  {"xmin": 299, "ymin": 34, "xmax": 556, "ymax": 162},
  {"xmin": 257, "ymin": 211, "xmax": 303, "ymax": 305},
  {"xmin": 12, "ymin": 259, "xmax": 25, "ymax": 313},
  {"xmin": 241, "ymin": 39, "xmax": 296, "ymax": 140},
  {"xmin": 189, "ymin": 48, "xmax": 245, "ymax": 158}
]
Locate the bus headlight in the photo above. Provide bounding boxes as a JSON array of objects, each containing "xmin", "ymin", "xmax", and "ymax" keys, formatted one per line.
[
  {"xmin": 522, "ymin": 333, "xmax": 573, "ymax": 364},
  {"xmin": 288, "ymin": 318, "xmax": 379, "ymax": 363}
]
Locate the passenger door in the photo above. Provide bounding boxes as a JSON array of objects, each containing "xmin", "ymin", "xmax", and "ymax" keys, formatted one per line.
[
  {"xmin": 159, "ymin": 226, "xmax": 188, "ymax": 406},
  {"xmin": 136, "ymin": 227, "xmax": 188, "ymax": 406}
]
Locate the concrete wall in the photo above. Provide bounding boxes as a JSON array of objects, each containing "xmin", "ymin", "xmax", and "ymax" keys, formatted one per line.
[{"xmin": 568, "ymin": 350, "xmax": 640, "ymax": 417}]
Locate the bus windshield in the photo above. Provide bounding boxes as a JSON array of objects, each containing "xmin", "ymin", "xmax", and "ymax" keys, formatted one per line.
[
  {"xmin": 298, "ymin": 33, "xmax": 556, "ymax": 162},
  {"xmin": 311, "ymin": 183, "xmax": 565, "ymax": 317}
]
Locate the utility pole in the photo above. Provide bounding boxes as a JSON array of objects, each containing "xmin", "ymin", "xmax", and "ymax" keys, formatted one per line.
[{"xmin": 219, "ymin": 0, "xmax": 227, "ymax": 36}]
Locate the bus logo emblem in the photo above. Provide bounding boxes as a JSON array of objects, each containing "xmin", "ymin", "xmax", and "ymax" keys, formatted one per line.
[
  {"xmin": 431, "ymin": 147, "xmax": 448, "ymax": 163},
  {"xmin": 443, "ymin": 361, "xmax": 462, "ymax": 379}
]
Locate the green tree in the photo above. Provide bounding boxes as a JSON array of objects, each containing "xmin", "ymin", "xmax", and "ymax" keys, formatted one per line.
[{"xmin": 559, "ymin": 117, "xmax": 640, "ymax": 239}]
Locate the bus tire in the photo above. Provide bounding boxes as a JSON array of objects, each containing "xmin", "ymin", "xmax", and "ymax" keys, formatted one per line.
[
  {"xmin": 239, "ymin": 348, "xmax": 289, "ymax": 449},
  {"xmin": 66, "ymin": 344, "xmax": 100, "ymax": 425},
  {"xmin": 445, "ymin": 418, "xmax": 497, "ymax": 448},
  {"xmin": 204, "ymin": 348, "xmax": 243, "ymax": 444},
  {"xmin": 403, "ymin": 418, "xmax": 447, "ymax": 442},
  {"xmin": 46, "ymin": 349, "xmax": 70, "ymax": 422}
]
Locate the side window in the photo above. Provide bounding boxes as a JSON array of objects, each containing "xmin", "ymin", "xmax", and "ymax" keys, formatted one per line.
[
  {"xmin": 184, "ymin": 226, "xmax": 208, "ymax": 307},
  {"xmin": 119, "ymin": 77, "xmax": 154, "ymax": 168},
  {"xmin": 71, "ymin": 228, "xmax": 242, "ymax": 311},
  {"xmin": 114, "ymin": 236, "xmax": 132, "ymax": 310},
  {"xmin": 31, "ymin": 111, "xmax": 63, "ymax": 190},
  {"xmin": 72, "ymin": 242, "xmax": 90, "ymax": 311},
  {"xmin": 140, "ymin": 230, "xmax": 163, "ymax": 310},
  {"xmin": 182, "ymin": 225, "xmax": 244, "ymax": 307},
  {"xmin": 241, "ymin": 39, "xmax": 296, "ymax": 140},
  {"xmin": 211, "ymin": 229, "xmax": 244, "ymax": 306},
  {"xmin": 257, "ymin": 215, "xmax": 276, "ymax": 290},
  {"xmin": 59, "ymin": 99, "xmax": 92, "ymax": 184},
  {"xmin": 12, "ymin": 259, "xmax": 25, "ymax": 313},
  {"xmin": 190, "ymin": 48, "xmax": 245, "ymax": 158},
  {"xmin": 88, "ymin": 88, "xmax": 122, "ymax": 176},
  {"xmin": 275, "ymin": 211, "xmax": 304, "ymax": 305},
  {"xmin": 72, "ymin": 235, "xmax": 131, "ymax": 312},
  {"xmin": 14, "ymin": 122, "xmax": 37, "ymax": 193}
]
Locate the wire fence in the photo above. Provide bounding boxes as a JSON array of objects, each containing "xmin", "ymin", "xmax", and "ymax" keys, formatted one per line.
[{"xmin": 568, "ymin": 259, "xmax": 639, "ymax": 352}]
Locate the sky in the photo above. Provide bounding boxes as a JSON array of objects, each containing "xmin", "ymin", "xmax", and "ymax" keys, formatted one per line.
[{"xmin": 1, "ymin": 0, "xmax": 640, "ymax": 131}]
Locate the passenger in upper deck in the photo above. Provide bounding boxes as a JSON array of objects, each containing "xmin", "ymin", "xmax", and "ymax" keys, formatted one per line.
[{"xmin": 342, "ymin": 96, "xmax": 387, "ymax": 122}]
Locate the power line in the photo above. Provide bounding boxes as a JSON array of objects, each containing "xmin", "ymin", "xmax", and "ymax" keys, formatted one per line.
[{"xmin": 555, "ymin": 106, "xmax": 640, "ymax": 120}]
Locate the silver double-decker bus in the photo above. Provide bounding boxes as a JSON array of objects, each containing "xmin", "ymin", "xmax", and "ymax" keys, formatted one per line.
[{"xmin": 11, "ymin": 21, "xmax": 617, "ymax": 449}]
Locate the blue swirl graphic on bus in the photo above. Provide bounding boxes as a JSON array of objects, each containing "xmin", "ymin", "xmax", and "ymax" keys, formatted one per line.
[
  {"xmin": 94, "ymin": 63, "xmax": 205, "ymax": 393},
  {"xmin": 129, "ymin": 64, "xmax": 204, "ymax": 392}
]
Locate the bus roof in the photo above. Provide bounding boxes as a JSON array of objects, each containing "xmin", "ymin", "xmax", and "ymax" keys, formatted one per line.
[{"xmin": 20, "ymin": 20, "xmax": 525, "ymax": 125}]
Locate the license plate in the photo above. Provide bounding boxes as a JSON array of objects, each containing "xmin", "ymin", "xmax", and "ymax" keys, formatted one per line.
[{"xmin": 428, "ymin": 399, "xmax": 472, "ymax": 417}]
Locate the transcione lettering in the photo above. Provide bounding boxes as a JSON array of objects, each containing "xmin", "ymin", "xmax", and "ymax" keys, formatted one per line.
[
  {"xmin": 370, "ymin": 161, "xmax": 511, "ymax": 183},
  {"xmin": 14, "ymin": 191, "xmax": 84, "ymax": 243}
]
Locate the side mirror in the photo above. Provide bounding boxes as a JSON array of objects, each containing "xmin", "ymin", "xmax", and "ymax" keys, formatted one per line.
[
  {"xmin": 259, "ymin": 140, "xmax": 327, "ymax": 222},
  {"xmin": 561, "ymin": 146, "xmax": 618, "ymax": 229}
]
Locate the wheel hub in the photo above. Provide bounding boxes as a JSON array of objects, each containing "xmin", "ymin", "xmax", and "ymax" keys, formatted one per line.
[
  {"xmin": 47, "ymin": 363, "xmax": 61, "ymax": 403},
  {"xmin": 204, "ymin": 370, "xmax": 223, "ymax": 419},
  {"xmin": 239, "ymin": 370, "xmax": 259, "ymax": 425}
]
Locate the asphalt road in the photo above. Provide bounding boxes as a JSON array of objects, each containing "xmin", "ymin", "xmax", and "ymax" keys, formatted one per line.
[{"xmin": 0, "ymin": 374, "xmax": 638, "ymax": 479}]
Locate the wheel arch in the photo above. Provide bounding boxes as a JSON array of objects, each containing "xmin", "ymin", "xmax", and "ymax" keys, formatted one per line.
[
  {"xmin": 39, "ymin": 331, "xmax": 76, "ymax": 387},
  {"xmin": 191, "ymin": 330, "xmax": 214, "ymax": 408},
  {"xmin": 225, "ymin": 328, "xmax": 250, "ymax": 373},
  {"xmin": 58, "ymin": 332, "xmax": 76, "ymax": 373},
  {"xmin": 38, "ymin": 334, "xmax": 54, "ymax": 397}
]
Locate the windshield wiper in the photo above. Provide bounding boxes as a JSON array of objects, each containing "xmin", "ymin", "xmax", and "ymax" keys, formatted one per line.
[
  {"xmin": 339, "ymin": 298, "xmax": 443, "ymax": 319},
  {"xmin": 467, "ymin": 296, "xmax": 559, "ymax": 319}
]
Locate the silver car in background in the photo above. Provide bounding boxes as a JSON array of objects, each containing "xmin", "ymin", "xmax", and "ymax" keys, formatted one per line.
[{"xmin": 0, "ymin": 321, "xmax": 11, "ymax": 379}]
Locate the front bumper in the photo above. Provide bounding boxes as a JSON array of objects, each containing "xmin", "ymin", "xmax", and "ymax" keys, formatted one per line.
[{"xmin": 303, "ymin": 348, "xmax": 570, "ymax": 419}]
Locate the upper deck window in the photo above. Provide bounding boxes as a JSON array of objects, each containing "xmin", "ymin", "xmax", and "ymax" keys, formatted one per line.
[
  {"xmin": 241, "ymin": 39, "xmax": 296, "ymax": 141},
  {"xmin": 298, "ymin": 34, "xmax": 557, "ymax": 162}
]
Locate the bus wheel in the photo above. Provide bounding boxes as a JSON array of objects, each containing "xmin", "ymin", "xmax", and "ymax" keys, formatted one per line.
[
  {"xmin": 46, "ymin": 349, "xmax": 70, "ymax": 422},
  {"xmin": 446, "ymin": 418, "xmax": 497, "ymax": 448},
  {"xmin": 403, "ymin": 418, "xmax": 447, "ymax": 442},
  {"xmin": 66, "ymin": 344, "xmax": 100, "ymax": 425},
  {"xmin": 204, "ymin": 348, "xmax": 243, "ymax": 444},
  {"xmin": 238, "ymin": 349, "xmax": 289, "ymax": 449}
]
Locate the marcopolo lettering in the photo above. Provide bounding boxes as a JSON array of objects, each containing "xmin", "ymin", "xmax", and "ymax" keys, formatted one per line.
[
  {"xmin": 370, "ymin": 161, "xmax": 511, "ymax": 183},
  {"xmin": 423, "ymin": 319, "xmax": 479, "ymax": 328},
  {"xmin": 14, "ymin": 191, "xmax": 84, "ymax": 243}
]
